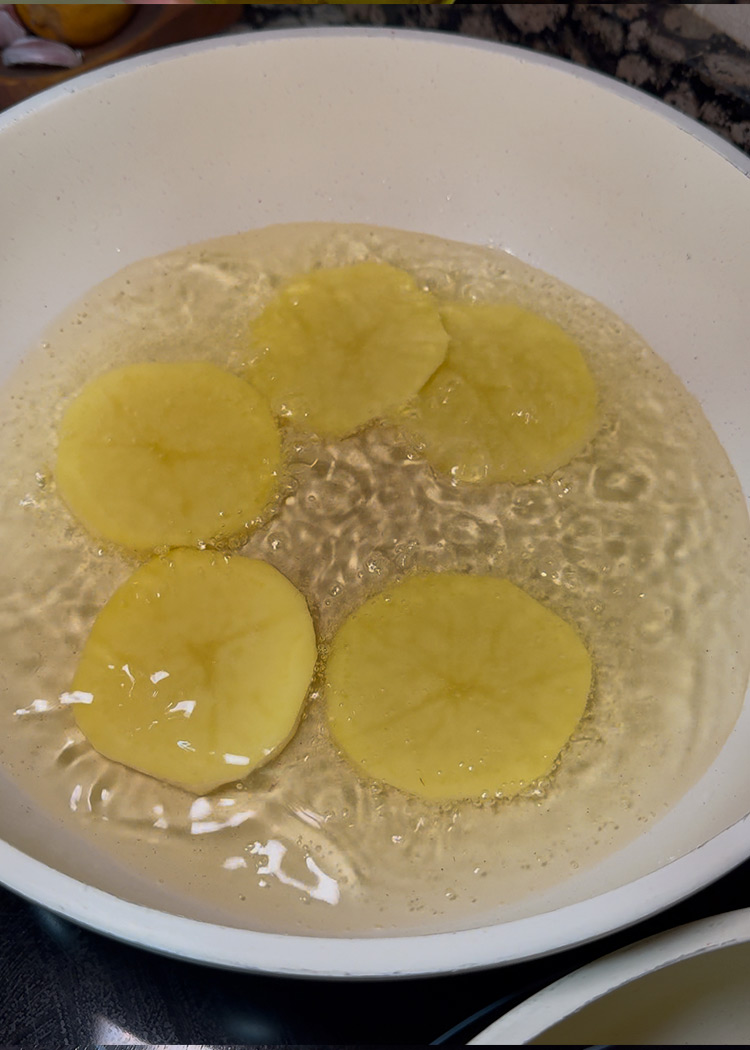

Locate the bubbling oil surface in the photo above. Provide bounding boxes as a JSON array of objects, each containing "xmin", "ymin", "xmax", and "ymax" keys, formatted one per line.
[{"xmin": 1, "ymin": 223, "xmax": 749, "ymax": 935}]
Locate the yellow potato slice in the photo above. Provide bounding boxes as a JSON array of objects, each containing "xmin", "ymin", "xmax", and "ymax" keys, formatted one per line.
[
  {"xmin": 72, "ymin": 549, "xmax": 317, "ymax": 794},
  {"xmin": 56, "ymin": 361, "xmax": 281, "ymax": 551},
  {"xmin": 406, "ymin": 302, "xmax": 598, "ymax": 483},
  {"xmin": 325, "ymin": 574, "xmax": 592, "ymax": 800},
  {"xmin": 246, "ymin": 262, "xmax": 449, "ymax": 436}
]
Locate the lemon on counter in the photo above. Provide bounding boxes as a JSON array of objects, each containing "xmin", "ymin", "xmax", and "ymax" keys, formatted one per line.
[
  {"xmin": 55, "ymin": 361, "xmax": 281, "ymax": 552},
  {"xmin": 406, "ymin": 302, "xmax": 598, "ymax": 484},
  {"xmin": 326, "ymin": 573, "xmax": 592, "ymax": 800},
  {"xmin": 15, "ymin": 4, "xmax": 134, "ymax": 47},
  {"xmin": 246, "ymin": 262, "xmax": 449, "ymax": 437},
  {"xmin": 72, "ymin": 549, "xmax": 317, "ymax": 794}
]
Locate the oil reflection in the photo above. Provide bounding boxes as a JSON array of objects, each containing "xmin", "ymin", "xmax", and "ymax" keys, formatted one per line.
[
  {"xmin": 248, "ymin": 838, "xmax": 340, "ymax": 905},
  {"xmin": 189, "ymin": 796, "xmax": 256, "ymax": 836}
]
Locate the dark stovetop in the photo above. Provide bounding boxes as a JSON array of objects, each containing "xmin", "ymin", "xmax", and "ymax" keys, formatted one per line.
[{"xmin": 3, "ymin": 858, "xmax": 750, "ymax": 1046}]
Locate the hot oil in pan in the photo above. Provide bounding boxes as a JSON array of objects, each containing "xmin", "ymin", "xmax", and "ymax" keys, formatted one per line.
[{"xmin": 0, "ymin": 223, "xmax": 748, "ymax": 935}]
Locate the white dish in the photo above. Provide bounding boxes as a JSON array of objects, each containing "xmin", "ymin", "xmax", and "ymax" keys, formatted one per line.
[
  {"xmin": 0, "ymin": 29, "xmax": 749, "ymax": 977},
  {"xmin": 471, "ymin": 907, "xmax": 750, "ymax": 1044}
]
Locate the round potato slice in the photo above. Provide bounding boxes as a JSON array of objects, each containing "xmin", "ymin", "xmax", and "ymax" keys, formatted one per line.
[
  {"xmin": 246, "ymin": 262, "xmax": 449, "ymax": 436},
  {"xmin": 56, "ymin": 361, "xmax": 281, "ymax": 551},
  {"xmin": 326, "ymin": 574, "xmax": 592, "ymax": 800},
  {"xmin": 72, "ymin": 549, "xmax": 316, "ymax": 794},
  {"xmin": 406, "ymin": 302, "xmax": 598, "ymax": 483}
]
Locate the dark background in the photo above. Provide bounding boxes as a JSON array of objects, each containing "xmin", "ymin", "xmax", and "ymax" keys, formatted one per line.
[
  {"xmin": 3, "ymin": 859, "xmax": 750, "ymax": 1045},
  {"xmin": 2, "ymin": 4, "xmax": 750, "ymax": 1047}
]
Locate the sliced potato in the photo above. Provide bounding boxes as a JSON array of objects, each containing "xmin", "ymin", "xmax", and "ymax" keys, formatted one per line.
[
  {"xmin": 246, "ymin": 262, "xmax": 449, "ymax": 436},
  {"xmin": 325, "ymin": 574, "xmax": 591, "ymax": 800},
  {"xmin": 56, "ymin": 361, "xmax": 281, "ymax": 551},
  {"xmin": 72, "ymin": 549, "xmax": 316, "ymax": 794},
  {"xmin": 407, "ymin": 302, "xmax": 598, "ymax": 483}
]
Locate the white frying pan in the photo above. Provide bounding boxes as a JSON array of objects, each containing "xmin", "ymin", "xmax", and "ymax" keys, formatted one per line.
[{"xmin": 1, "ymin": 29, "xmax": 749, "ymax": 977}]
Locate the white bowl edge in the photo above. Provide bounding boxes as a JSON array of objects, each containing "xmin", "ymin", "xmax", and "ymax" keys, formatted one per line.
[{"xmin": 470, "ymin": 906, "xmax": 750, "ymax": 1044}]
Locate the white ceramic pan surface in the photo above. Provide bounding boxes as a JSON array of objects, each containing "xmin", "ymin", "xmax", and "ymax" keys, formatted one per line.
[
  {"xmin": 471, "ymin": 907, "xmax": 750, "ymax": 1044},
  {"xmin": 0, "ymin": 30, "xmax": 749, "ymax": 977}
]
